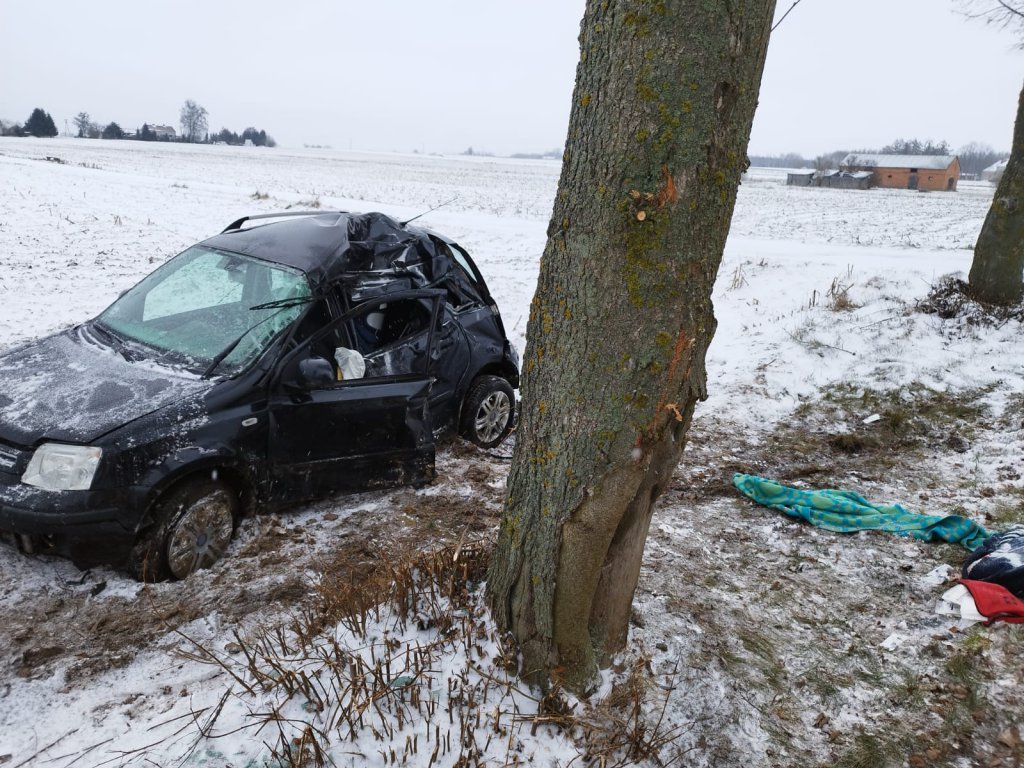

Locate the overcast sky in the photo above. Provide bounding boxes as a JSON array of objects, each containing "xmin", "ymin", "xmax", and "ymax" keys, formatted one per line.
[{"xmin": 1, "ymin": 1, "xmax": 1020, "ymax": 157}]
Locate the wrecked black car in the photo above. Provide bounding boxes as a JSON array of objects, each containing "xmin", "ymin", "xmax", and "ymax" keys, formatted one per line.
[{"xmin": 0, "ymin": 211, "xmax": 519, "ymax": 580}]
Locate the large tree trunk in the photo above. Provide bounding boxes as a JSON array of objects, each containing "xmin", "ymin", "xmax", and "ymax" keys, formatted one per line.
[
  {"xmin": 969, "ymin": 80, "xmax": 1024, "ymax": 305},
  {"xmin": 486, "ymin": 0, "xmax": 776, "ymax": 693}
]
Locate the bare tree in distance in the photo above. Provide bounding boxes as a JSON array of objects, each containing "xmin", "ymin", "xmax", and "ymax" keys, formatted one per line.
[
  {"xmin": 960, "ymin": 0, "xmax": 1024, "ymax": 36},
  {"xmin": 73, "ymin": 112, "xmax": 91, "ymax": 139},
  {"xmin": 179, "ymin": 99, "xmax": 208, "ymax": 143},
  {"xmin": 486, "ymin": 0, "xmax": 776, "ymax": 694},
  {"xmin": 880, "ymin": 138, "xmax": 951, "ymax": 155},
  {"xmin": 958, "ymin": 142, "xmax": 1009, "ymax": 177},
  {"xmin": 815, "ymin": 150, "xmax": 849, "ymax": 171}
]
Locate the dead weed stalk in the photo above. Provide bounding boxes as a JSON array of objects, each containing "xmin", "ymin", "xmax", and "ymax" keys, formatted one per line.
[
  {"xmin": 566, "ymin": 655, "xmax": 696, "ymax": 767},
  {"xmin": 826, "ymin": 276, "xmax": 859, "ymax": 311}
]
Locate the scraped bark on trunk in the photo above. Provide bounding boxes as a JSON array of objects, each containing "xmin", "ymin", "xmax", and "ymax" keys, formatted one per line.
[
  {"xmin": 969, "ymin": 80, "xmax": 1024, "ymax": 305},
  {"xmin": 486, "ymin": 0, "xmax": 776, "ymax": 693}
]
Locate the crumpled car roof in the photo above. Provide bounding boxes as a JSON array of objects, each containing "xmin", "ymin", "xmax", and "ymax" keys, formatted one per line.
[{"xmin": 200, "ymin": 211, "xmax": 454, "ymax": 292}]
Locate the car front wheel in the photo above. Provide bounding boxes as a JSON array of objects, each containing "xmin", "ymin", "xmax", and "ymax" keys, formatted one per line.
[
  {"xmin": 460, "ymin": 375, "xmax": 515, "ymax": 449},
  {"xmin": 129, "ymin": 478, "xmax": 238, "ymax": 581}
]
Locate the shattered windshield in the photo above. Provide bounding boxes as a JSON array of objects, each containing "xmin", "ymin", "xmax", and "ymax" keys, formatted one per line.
[{"xmin": 97, "ymin": 246, "xmax": 311, "ymax": 375}]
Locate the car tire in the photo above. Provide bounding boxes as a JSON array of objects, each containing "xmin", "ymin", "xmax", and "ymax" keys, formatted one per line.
[
  {"xmin": 128, "ymin": 478, "xmax": 238, "ymax": 582},
  {"xmin": 460, "ymin": 375, "xmax": 515, "ymax": 449}
]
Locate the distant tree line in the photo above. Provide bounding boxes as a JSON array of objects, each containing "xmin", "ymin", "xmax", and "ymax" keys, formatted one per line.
[
  {"xmin": 0, "ymin": 107, "xmax": 58, "ymax": 137},
  {"xmin": 510, "ymin": 147, "xmax": 564, "ymax": 160},
  {"xmin": 878, "ymin": 138, "xmax": 951, "ymax": 155},
  {"xmin": 213, "ymin": 127, "xmax": 276, "ymax": 147},
  {"xmin": 749, "ymin": 137, "xmax": 1008, "ymax": 178},
  {"xmin": 1, "ymin": 101, "xmax": 275, "ymax": 148},
  {"xmin": 747, "ymin": 152, "xmax": 815, "ymax": 169}
]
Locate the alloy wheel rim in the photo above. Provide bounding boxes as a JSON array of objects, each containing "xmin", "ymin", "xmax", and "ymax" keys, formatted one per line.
[
  {"xmin": 167, "ymin": 490, "xmax": 234, "ymax": 579},
  {"xmin": 475, "ymin": 391, "xmax": 511, "ymax": 443}
]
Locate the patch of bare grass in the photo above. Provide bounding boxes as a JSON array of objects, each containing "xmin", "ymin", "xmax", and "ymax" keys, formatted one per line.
[
  {"xmin": 833, "ymin": 731, "xmax": 906, "ymax": 768},
  {"xmin": 986, "ymin": 494, "xmax": 1024, "ymax": 527},
  {"xmin": 761, "ymin": 382, "xmax": 993, "ymax": 481}
]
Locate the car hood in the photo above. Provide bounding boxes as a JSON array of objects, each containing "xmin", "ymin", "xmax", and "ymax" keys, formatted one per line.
[{"xmin": 0, "ymin": 326, "xmax": 212, "ymax": 446}]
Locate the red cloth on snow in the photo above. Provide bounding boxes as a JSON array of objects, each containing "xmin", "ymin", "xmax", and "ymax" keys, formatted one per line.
[{"xmin": 961, "ymin": 580, "xmax": 1024, "ymax": 625}]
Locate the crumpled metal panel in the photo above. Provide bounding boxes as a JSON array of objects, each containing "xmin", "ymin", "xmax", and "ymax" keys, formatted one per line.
[{"xmin": 202, "ymin": 212, "xmax": 454, "ymax": 293}]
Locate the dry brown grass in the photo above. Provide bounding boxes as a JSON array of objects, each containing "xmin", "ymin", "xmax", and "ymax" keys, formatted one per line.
[{"xmin": 171, "ymin": 541, "xmax": 694, "ymax": 767}]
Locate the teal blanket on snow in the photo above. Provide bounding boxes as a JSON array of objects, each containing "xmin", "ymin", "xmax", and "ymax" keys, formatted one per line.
[{"xmin": 733, "ymin": 473, "xmax": 991, "ymax": 551}]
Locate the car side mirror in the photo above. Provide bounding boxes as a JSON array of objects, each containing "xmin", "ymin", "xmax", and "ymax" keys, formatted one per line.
[{"xmin": 297, "ymin": 357, "xmax": 336, "ymax": 389}]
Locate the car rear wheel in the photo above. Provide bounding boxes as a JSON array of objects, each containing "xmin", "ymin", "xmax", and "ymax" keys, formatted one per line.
[
  {"xmin": 460, "ymin": 375, "xmax": 515, "ymax": 449},
  {"xmin": 129, "ymin": 478, "xmax": 237, "ymax": 581}
]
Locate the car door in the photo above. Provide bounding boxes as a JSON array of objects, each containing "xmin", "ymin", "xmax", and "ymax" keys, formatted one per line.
[
  {"xmin": 438, "ymin": 241, "xmax": 511, "ymax": 395},
  {"xmin": 266, "ymin": 290, "xmax": 443, "ymax": 501},
  {"xmin": 427, "ymin": 304, "xmax": 471, "ymax": 430}
]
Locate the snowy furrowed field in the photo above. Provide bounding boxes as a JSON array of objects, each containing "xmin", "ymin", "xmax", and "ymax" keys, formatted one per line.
[{"xmin": 1, "ymin": 138, "xmax": 1022, "ymax": 768}]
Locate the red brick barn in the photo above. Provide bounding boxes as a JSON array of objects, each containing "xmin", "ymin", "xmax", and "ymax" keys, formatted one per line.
[{"xmin": 840, "ymin": 153, "xmax": 960, "ymax": 191}]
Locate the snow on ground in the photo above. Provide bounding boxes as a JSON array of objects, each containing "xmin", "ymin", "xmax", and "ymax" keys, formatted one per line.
[{"xmin": 1, "ymin": 138, "xmax": 1023, "ymax": 767}]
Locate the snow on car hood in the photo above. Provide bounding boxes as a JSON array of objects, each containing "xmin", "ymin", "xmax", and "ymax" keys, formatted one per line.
[{"xmin": 0, "ymin": 326, "xmax": 211, "ymax": 446}]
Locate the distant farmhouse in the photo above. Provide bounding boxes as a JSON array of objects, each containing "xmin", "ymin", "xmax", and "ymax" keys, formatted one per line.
[
  {"xmin": 840, "ymin": 153, "xmax": 960, "ymax": 192},
  {"xmin": 150, "ymin": 124, "xmax": 177, "ymax": 140},
  {"xmin": 982, "ymin": 159, "xmax": 1008, "ymax": 182}
]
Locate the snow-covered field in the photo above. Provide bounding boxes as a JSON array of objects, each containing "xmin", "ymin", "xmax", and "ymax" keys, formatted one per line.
[{"xmin": 1, "ymin": 138, "xmax": 1022, "ymax": 767}]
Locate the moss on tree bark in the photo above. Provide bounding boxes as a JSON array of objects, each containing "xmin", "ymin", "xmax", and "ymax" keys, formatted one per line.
[
  {"xmin": 969, "ymin": 80, "xmax": 1024, "ymax": 305},
  {"xmin": 486, "ymin": 0, "xmax": 776, "ymax": 693}
]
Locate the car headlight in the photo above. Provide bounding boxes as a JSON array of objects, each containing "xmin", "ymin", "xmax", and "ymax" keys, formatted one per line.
[{"xmin": 22, "ymin": 444, "xmax": 103, "ymax": 491}]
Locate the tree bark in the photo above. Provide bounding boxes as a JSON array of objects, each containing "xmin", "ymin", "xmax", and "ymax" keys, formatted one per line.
[
  {"xmin": 969, "ymin": 80, "xmax": 1024, "ymax": 305},
  {"xmin": 486, "ymin": 0, "xmax": 776, "ymax": 693}
]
